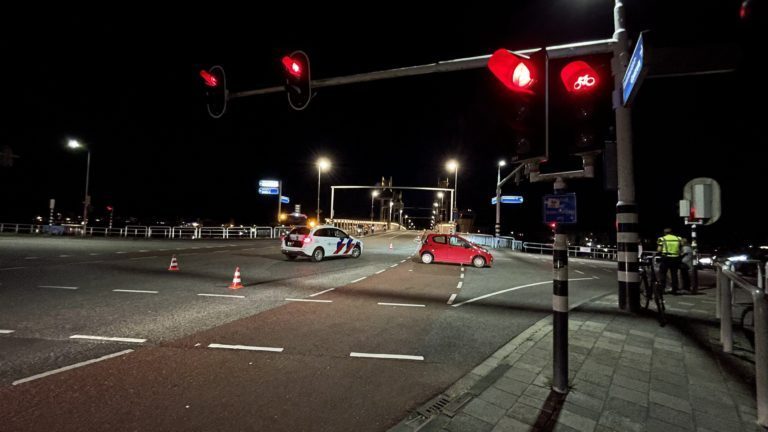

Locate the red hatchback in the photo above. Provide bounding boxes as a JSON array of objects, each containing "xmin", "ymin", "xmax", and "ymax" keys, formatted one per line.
[{"xmin": 418, "ymin": 233, "xmax": 494, "ymax": 268}]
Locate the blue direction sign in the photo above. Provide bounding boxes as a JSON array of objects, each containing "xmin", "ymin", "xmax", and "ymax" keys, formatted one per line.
[
  {"xmin": 543, "ymin": 193, "xmax": 577, "ymax": 224},
  {"xmin": 258, "ymin": 187, "xmax": 279, "ymax": 195},
  {"xmin": 491, "ymin": 195, "xmax": 525, "ymax": 205},
  {"xmin": 622, "ymin": 31, "xmax": 649, "ymax": 107},
  {"xmin": 280, "ymin": 196, "xmax": 290, "ymax": 204}
]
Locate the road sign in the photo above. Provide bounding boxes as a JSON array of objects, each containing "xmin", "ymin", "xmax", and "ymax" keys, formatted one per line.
[
  {"xmin": 258, "ymin": 180, "xmax": 280, "ymax": 188},
  {"xmin": 280, "ymin": 196, "xmax": 290, "ymax": 204},
  {"xmin": 622, "ymin": 31, "xmax": 650, "ymax": 107},
  {"xmin": 682, "ymin": 177, "xmax": 721, "ymax": 225},
  {"xmin": 543, "ymin": 193, "xmax": 577, "ymax": 224},
  {"xmin": 491, "ymin": 196, "xmax": 525, "ymax": 205},
  {"xmin": 258, "ymin": 187, "xmax": 279, "ymax": 195}
]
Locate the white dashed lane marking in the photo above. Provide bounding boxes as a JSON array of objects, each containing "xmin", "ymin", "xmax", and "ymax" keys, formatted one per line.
[
  {"xmin": 70, "ymin": 335, "xmax": 146, "ymax": 343},
  {"xmin": 378, "ymin": 303, "xmax": 425, "ymax": 308},
  {"xmin": 208, "ymin": 343, "xmax": 283, "ymax": 353},
  {"xmin": 350, "ymin": 352, "xmax": 424, "ymax": 361},
  {"xmin": 197, "ymin": 293, "xmax": 245, "ymax": 299},
  {"xmin": 285, "ymin": 298, "xmax": 332, "ymax": 303},
  {"xmin": 39, "ymin": 285, "xmax": 79, "ymax": 290}
]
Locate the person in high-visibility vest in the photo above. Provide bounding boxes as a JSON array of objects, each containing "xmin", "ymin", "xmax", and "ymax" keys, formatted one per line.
[{"xmin": 657, "ymin": 228, "xmax": 683, "ymax": 295}]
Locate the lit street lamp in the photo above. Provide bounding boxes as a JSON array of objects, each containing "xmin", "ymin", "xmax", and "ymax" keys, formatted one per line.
[
  {"xmin": 371, "ymin": 190, "xmax": 379, "ymax": 221},
  {"xmin": 316, "ymin": 158, "xmax": 330, "ymax": 222},
  {"xmin": 446, "ymin": 160, "xmax": 459, "ymax": 223},
  {"xmin": 67, "ymin": 139, "xmax": 91, "ymax": 230}
]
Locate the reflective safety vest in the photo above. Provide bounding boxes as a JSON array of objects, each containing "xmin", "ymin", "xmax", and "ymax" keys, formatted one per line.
[{"xmin": 657, "ymin": 234, "xmax": 682, "ymax": 257}]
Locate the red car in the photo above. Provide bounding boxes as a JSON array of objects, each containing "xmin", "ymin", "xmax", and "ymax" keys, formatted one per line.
[{"xmin": 418, "ymin": 233, "xmax": 494, "ymax": 268}]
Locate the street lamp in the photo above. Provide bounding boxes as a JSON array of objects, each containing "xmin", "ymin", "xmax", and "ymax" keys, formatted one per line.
[
  {"xmin": 446, "ymin": 160, "xmax": 459, "ymax": 223},
  {"xmin": 316, "ymin": 157, "xmax": 330, "ymax": 222},
  {"xmin": 67, "ymin": 139, "xmax": 91, "ymax": 230},
  {"xmin": 496, "ymin": 160, "xmax": 506, "ymax": 238},
  {"xmin": 371, "ymin": 190, "xmax": 379, "ymax": 221}
]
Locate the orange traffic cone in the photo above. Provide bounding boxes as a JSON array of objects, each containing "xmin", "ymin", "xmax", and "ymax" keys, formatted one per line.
[
  {"xmin": 168, "ymin": 255, "xmax": 180, "ymax": 271},
  {"xmin": 229, "ymin": 267, "xmax": 244, "ymax": 289}
]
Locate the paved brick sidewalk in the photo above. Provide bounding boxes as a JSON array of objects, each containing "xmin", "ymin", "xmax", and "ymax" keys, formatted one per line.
[{"xmin": 392, "ymin": 283, "xmax": 764, "ymax": 432}]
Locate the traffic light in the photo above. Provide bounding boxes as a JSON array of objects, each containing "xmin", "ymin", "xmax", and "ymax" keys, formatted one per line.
[
  {"xmin": 199, "ymin": 65, "xmax": 228, "ymax": 119},
  {"xmin": 550, "ymin": 54, "xmax": 613, "ymax": 156},
  {"xmin": 281, "ymin": 51, "xmax": 312, "ymax": 110},
  {"xmin": 487, "ymin": 49, "xmax": 547, "ymax": 163}
]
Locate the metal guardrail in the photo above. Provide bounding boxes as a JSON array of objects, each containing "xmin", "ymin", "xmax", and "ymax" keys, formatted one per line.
[
  {"xmin": 1, "ymin": 223, "xmax": 282, "ymax": 240},
  {"xmin": 459, "ymin": 233, "xmax": 522, "ymax": 250},
  {"xmin": 717, "ymin": 263, "xmax": 768, "ymax": 427},
  {"xmin": 521, "ymin": 241, "xmax": 617, "ymax": 260}
]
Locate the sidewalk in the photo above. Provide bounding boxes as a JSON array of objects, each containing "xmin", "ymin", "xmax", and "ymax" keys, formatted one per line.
[{"xmin": 392, "ymin": 275, "xmax": 764, "ymax": 432}]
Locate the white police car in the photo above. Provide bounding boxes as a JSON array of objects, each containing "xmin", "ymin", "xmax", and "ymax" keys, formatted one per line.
[{"xmin": 281, "ymin": 225, "xmax": 364, "ymax": 262}]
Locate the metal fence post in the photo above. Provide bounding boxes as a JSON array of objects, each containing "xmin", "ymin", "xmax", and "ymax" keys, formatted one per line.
[{"xmin": 719, "ymin": 266, "xmax": 733, "ymax": 353}]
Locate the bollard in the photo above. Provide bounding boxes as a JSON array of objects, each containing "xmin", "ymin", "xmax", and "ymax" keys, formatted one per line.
[{"xmin": 719, "ymin": 266, "xmax": 733, "ymax": 353}]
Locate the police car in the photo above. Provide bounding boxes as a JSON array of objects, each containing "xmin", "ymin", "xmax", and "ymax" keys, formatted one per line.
[{"xmin": 281, "ymin": 225, "xmax": 364, "ymax": 262}]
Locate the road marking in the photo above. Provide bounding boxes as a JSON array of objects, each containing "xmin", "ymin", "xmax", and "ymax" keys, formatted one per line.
[
  {"xmin": 138, "ymin": 250, "xmax": 150, "ymax": 253},
  {"xmin": 197, "ymin": 294, "xmax": 245, "ymax": 299},
  {"xmin": 390, "ymin": 264, "xmax": 398, "ymax": 268},
  {"xmin": 89, "ymin": 253, "xmax": 101, "ymax": 256},
  {"xmin": 310, "ymin": 288, "xmax": 336, "ymax": 297},
  {"xmin": 116, "ymin": 251, "xmax": 127, "ymax": 254},
  {"xmin": 400, "ymin": 260, "xmax": 406, "ymax": 263},
  {"xmin": 575, "ymin": 270, "xmax": 585, "ymax": 274},
  {"xmin": 208, "ymin": 343, "xmax": 283, "ymax": 353},
  {"xmin": 0, "ymin": 330, "xmax": 14, "ymax": 334},
  {"xmin": 408, "ymin": 269, "xmax": 413, "ymax": 272},
  {"xmin": 350, "ymin": 352, "xmax": 423, "ymax": 361},
  {"xmin": 39, "ymin": 285, "xmax": 79, "ymax": 290},
  {"xmin": 70, "ymin": 335, "xmax": 146, "ymax": 343},
  {"xmin": 58, "ymin": 255, "xmax": 71, "ymax": 258},
  {"xmin": 375, "ymin": 270, "xmax": 386, "ymax": 274},
  {"xmin": 25, "ymin": 257, "xmax": 38, "ymax": 260},
  {"xmin": 460, "ymin": 273, "xmax": 464, "ymax": 279},
  {"xmin": 461, "ymin": 267, "xmax": 465, "ymax": 272},
  {"xmin": 378, "ymin": 302, "xmax": 425, "ymax": 308},
  {"xmin": 447, "ymin": 293, "xmax": 457, "ymax": 305},
  {"xmin": 12, "ymin": 350, "xmax": 134, "ymax": 386},
  {"xmin": 351, "ymin": 277, "xmax": 367, "ymax": 283},
  {"xmin": 285, "ymin": 298, "xmax": 332, "ymax": 303},
  {"xmin": 457, "ymin": 281, "xmax": 463, "ymax": 289},
  {"xmin": 452, "ymin": 278, "xmax": 594, "ymax": 307},
  {"xmin": 1, "ymin": 267, "xmax": 27, "ymax": 271},
  {"xmin": 113, "ymin": 289, "xmax": 158, "ymax": 294},
  {"xmin": 593, "ymin": 276, "xmax": 600, "ymax": 279}
]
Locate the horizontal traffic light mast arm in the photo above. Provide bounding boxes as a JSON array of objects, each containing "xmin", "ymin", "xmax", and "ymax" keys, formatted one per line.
[
  {"xmin": 331, "ymin": 186, "xmax": 455, "ymax": 192},
  {"xmin": 228, "ymin": 38, "xmax": 615, "ymax": 99}
]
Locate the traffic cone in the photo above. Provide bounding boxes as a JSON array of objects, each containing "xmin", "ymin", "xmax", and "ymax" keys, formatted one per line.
[
  {"xmin": 229, "ymin": 267, "xmax": 244, "ymax": 289},
  {"xmin": 168, "ymin": 255, "xmax": 180, "ymax": 271},
  {"xmin": 389, "ymin": 242, "xmax": 394, "ymax": 250}
]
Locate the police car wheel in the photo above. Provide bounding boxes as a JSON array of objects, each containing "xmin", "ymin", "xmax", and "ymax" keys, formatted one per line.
[
  {"xmin": 472, "ymin": 256, "xmax": 486, "ymax": 268},
  {"xmin": 311, "ymin": 248, "xmax": 324, "ymax": 262},
  {"xmin": 421, "ymin": 252, "xmax": 434, "ymax": 264},
  {"xmin": 351, "ymin": 247, "xmax": 361, "ymax": 258}
]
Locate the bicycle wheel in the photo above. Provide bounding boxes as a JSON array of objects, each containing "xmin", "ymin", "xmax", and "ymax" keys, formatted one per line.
[{"xmin": 653, "ymin": 281, "xmax": 667, "ymax": 326}]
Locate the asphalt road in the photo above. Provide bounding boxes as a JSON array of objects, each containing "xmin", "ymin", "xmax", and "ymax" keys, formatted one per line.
[{"xmin": 0, "ymin": 232, "xmax": 617, "ymax": 431}]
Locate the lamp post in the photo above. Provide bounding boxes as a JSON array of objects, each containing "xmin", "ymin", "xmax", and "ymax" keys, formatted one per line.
[
  {"xmin": 371, "ymin": 190, "xmax": 379, "ymax": 221},
  {"xmin": 67, "ymin": 139, "xmax": 91, "ymax": 232},
  {"xmin": 496, "ymin": 160, "xmax": 506, "ymax": 238},
  {"xmin": 316, "ymin": 158, "xmax": 330, "ymax": 222},
  {"xmin": 446, "ymin": 160, "xmax": 458, "ymax": 223}
]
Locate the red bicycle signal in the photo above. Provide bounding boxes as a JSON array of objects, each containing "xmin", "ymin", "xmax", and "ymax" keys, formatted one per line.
[{"xmin": 559, "ymin": 61, "xmax": 599, "ymax": 94}]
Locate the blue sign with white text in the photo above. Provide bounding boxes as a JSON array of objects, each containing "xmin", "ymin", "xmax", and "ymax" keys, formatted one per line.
[
  {"xmin": 622, "ymin": 32, "xmax": 648, "ymax": 107},
  {"xmin": 543, "ymin": 193, "xmax": 577, "ymax": 224},
  {"xmin": 258, "ymin": 187, "xmax": 279, "ymax": 195},
  {"xmin": 491, "ymin": 196, "xmax": 525, "ymax": 205},
  {"xmin": 280, "ymin": 196, "xmax": 290, "ymax": 204}
]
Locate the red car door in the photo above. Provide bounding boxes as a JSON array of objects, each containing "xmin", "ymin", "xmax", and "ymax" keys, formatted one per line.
[
  {"xmin": 429, "ymin": 235, "xmax": 451, "ymax": 262},
  {"xmin": 448, "ymin": 235, "xmax": 472, "ymax": 264}
]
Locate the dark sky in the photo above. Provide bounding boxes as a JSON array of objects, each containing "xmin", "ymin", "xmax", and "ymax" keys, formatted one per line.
[{"xmin": 1, "ymin": 2, "xmax": 765, "ymax": 248}]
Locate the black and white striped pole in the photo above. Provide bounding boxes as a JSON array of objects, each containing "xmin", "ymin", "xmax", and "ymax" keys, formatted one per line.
[
  {"xmin": 553, "ymin": 177, "xmax": 569, "ymax": 394},
  {"xmin": 617, "ymin": 203, "xmax": 640, "ymax": 311}
]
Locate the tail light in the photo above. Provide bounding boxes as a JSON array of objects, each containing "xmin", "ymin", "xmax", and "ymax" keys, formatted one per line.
[{"xmin": 303, "ymin": 236, "xmax": 313, "ymax": 244}]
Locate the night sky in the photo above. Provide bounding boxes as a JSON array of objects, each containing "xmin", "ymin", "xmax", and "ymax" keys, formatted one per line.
[{"xmin": 1, "ymin": 2, "xmax": 765, "ymax": 249}]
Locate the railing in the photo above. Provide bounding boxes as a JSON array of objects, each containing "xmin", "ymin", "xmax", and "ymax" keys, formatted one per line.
[
  {"xmin": 717, "ymin": 263, "xmax": 768, "ymax": 427},
  {"xmin": 1, "ymin": 223, "xmax": 283, "ymax": 240},
  {"xmin": 521, "ymin": 241, "xmax": 617, "ymax": 260},
  {"xmin": 459, "ymin": 233, "xmax": 522, "ymax": 250}
]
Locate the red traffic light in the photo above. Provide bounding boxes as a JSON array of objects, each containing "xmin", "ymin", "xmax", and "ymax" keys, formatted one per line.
[
  {"xmin": 106, "ymin": 206, "xmax": 113, "ymax": 212},
  {"xmin": 199, "ymin": 70, "xmax": 218, "ymax": 87},
  {"xmin": 282, "ymin": 56, "xmax": 303, "ymax": 78},
  {"xmin": 549, "ymin": 222, "xmax": 557, "ymax": 230},
  {"xmin": 559, "ymin": 61, "xmax": 599, "ymax": 94},
  {"xmin": 487, "ymin": 49, "xmax": 538, "ymax": 94}
]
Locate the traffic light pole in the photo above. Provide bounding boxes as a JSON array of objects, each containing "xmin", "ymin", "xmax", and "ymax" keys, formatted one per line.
[{"xmin": 613, "ymin": 0, "xmax": 641, "ymax": 312}]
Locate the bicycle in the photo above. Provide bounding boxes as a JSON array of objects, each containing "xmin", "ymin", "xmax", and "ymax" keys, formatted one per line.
[{"xmin": 639, "ymin": 254, "xmax": 667, "ymax": 326}]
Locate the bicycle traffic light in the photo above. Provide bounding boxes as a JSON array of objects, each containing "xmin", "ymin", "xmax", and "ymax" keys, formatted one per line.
[
  {"xmin": 199, "ymin": 65, "xmax": 228, "ymax": 119},
  {"xmin": 281, "ymin": 51, "xmax": 312, "ymax": 110},
  {"xmin": 550, "ymin": 55, "xmax": 613, "ymax": 156},
  {"xmin": 487, "ymin": 49, "xmax": 547, "ymax": 163}
]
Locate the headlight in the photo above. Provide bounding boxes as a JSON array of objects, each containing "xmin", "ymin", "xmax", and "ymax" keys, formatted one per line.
[
  {"xmin": 727, "ymin": 255, "xmax": 748, "ymax": 262},
  {"xmin": 698, "ymin": 257, "xmax": 712, "ymax": 266}
]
